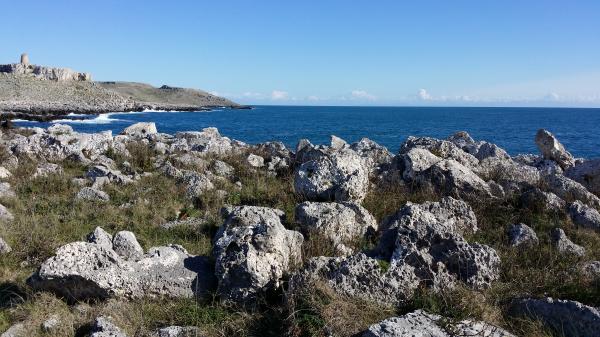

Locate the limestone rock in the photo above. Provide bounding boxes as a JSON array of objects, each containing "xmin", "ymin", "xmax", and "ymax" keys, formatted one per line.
[
  {"xmin": 510, "ymin": 297, "xmax": 600, "ymax": 337},
  {"xmin": 176, "ymin": 127, "xmax": 239, "ymax": 156},
  {"xmin": 581, "ymin": 261, "xmax": 600, "ymax": 279},
  {"xmin": 213, "ymin": 206, "xmax": 303, "ymax": 303},
  {"xmin": 0, "ymin": 204, "xmax": 14, "ymax": 222},
  {"xmin": 76, "ymin": 187, "xmax": 110, "ymax": 202},
  {"xmin": 0, "ymin": 237, "xmax": 11, "ymax": 254},
  {"xmin": 520, "ymin": 188, "xmax": 566, "ymax": 212},
  {"xmin": 294, "ymin": 148, "xmax": 369, "ymax": 203},
  {"xmin": 568, "ymin": 200, "xmax": 600, "ymax": 230},
  {"xmin": 212, "ymin": 160, "xmax": 235, "ymax": 178},
  {"xmin": 535, "ymin": 129, "xmax": 575, "ymax": 170},
  {"xmin": 33, "ymin": 162, "xmax": 63, "ymax": 178},
  {"xmin": 330, "ymin": 135, "xmax": 348, "ymax": 150},
  {"xmin": 349, "ymin": 138, "xmax": 393, "ymax": 170},
  {"xmin": 180, "ymin": 170, "xmax": 214, "ymax": 199},
  {"xmin": 398, "ymin": 148, "xmax": 441, "ymax": 181},
  {"xmin": 41, "ymin": 315, "xmax": 60, "ymax": 332},
  {"xmin": 246, "ymin": 153, "xmax": 265, "ymax": 168},
  {"xmin": 0, "ymin": 167, "xmax": 12, "ymax": 179},
  {"xmin": 295, "ymin": 201, "xmax": 377, "ymax": 254},
  {"xmin": 152, "ymin": 326, "xmax": 203, "ymax": 337},
  {"xmin": 551, "ymin": 228, "xmax": 585, "ymax": 257},
  {"xmin": 0, "ymin": 323, "xmax": 25, "ymax": 337},
  {"xmin": 363, "ymin": 310, "xmax": 515, "ymax": 337},
  {"xmin": 112, "ymin": 231, "xmax": 144, "ymax": 261},
  {"xmin": 507, "ymin": 223, "xmax": 539, "ymax": 247},
  {"xmin": 417, "ymin": 159, "xmax": 492, "ymax": 199},
  {"xmin": 565, "ymin": 159, "xmax": 600, "ymax": 196},
  {"xmin": 0, "ymin": 182, "xmax": 16, "ymax": 199},
  {"xmin": 87, "ymin": 226, "xmax": 113, "ymax": 249},
  {"xmin": 28, "ymin": 228, "xmax": 215, "ymax": 300},
  {"xmin": 543, "ymin": 174, "xmax": 600, "ymax": 208},
  {"xmin": 401, "ymin": 136, "xmax": 479, "ymax": 169},
  {"xmin": 90, "ymin": 316, "xmax": 128, "ymax": 337},
  {"xmin": 121, "ymin": 122, "xmax": 158, "ymax": 138},
  {"xmin": 86, "ymin": 165, "xmax": 133, "ymax": 185}
]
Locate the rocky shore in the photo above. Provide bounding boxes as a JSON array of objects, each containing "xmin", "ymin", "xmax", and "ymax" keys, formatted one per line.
[
  {"xmin": 0, "ymin": 56, "xmax": 247, "ymax": 121},
  {"xmin": 0, "ymin": 122, "xmax": 599, "ymax": 336}
]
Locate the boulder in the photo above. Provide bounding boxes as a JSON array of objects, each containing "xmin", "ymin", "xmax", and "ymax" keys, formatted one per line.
[
  {"xmin": 176, "ymin": 127, "xmax": 241, "ymax": 156},
  {"xmin": 87, "ymin": 226, "xmax": 113, "ymax": 249},
  {"xmin": 112, "ymin": 231, "xmax": 144, "ymax": 261},
  {"xmin": 41, "ymin": 315, "xmax": 60, "ymax": 332},
  {"xmin": 0, "ymin": 237, "xmax": 11, "ymax": 254},
  {"xmin": 581, "ymin": 261, "xmax": 600, "ymax": 279},
  {"xmin": 28, "ymin": 228, "xmax": 215, "ymax": 300},
  {"xmin": 565, "ymin": 159, "xmax": 600, "ymax": 196},
  {"xmin": 507, "ymin": 223, "xmax": 539, "ymax": 247},
  {"xmin": 295, "ymin": 201, "xmax": 377, "ymax": 254},
  {"xmin": 535, "ymin": 129, "xmax": 575, "ymax": 170},
  {"xmin": 76, "ymin": 187, "xmax": 110, "ymax": 202},
  {"xmin": 0, "ymin": 182, "xmax": 16, "ymax": 199},
  {"xmin": 213, "ymin": 206, "xmax": 303, "ymax": 303},
  {"xmin": 417, "ymin": 159, "xmax": 493, "ymax": 199},
  {"xmin": 363, "ymin": 310, "xmax": 515, "ymax": 337},
  {"xmin": 33, "ymin": 162, "xmax": 63, "ymax": 178},
  {"xmin": 401, "ymin": 136, "xmax": 479, "ymax": 169},
  {"xmin": 476, "ymin": 157, "xmax": 541, "ymax": 193},
  {"xmin": 0, "ymin": 167, "xmax": 12, "ymax": 179},
  {"xmin": 551, "ymin": 228, "xmax": 585, "ymax": 257},
  {"xmin": 294, "ymin": 148, "xmax": 369, "ymax": 203},
  {"xmin": 520, "ymin": 188, "xmax": 566, "ymax": 212},
  {"xmin": 398, "ymin": 148, "xmax": 441, "ymax": 181},
  {"xmin": 349, "ymin": 138, "xmax": 393, "ymax": 170},
  {"xmin": 330, "ymin": 135, "xmax": 348, "ymax": 150},
  {"xmin": 180, "ymin": 170, "xmax": 214, "ymax": 199},
  {"xmin": 510, "ymin": 297, "xmax": 600, "ymax": 337},
  {"xmin": 152, "ymin": 326, "xmax": 202, "ymax": 337},
  {"xmin": 211, "ymin": 160, "xmax": 235, "ymax": 178},
  {"xmin": 0, "ymin": 323, "xmax": 25, "ymax": 337},
  {"xmin": 86, "ymin": 165, "xmax": 133, "ymax": 185},
  {"xmin": 568, "ymin": 201, "xmax": 600, "ymax": 231},
  {"xmin": 543, "ymin": 174, "xmax": 600, "ymax": 208},
  {"xmin": 121, "ymin": 122, "xmax": 158, "ymax": 138}
]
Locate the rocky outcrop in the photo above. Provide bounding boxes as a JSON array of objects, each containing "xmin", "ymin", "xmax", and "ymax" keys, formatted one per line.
[
  {"xmin": 520, "ymin": 188, "xmax": 566, "ymax": 212},
  {"xmin": 213, "ymin": 206, "xmax": 303, "ymax": 304},
  {"xmin": 510, "ymin": 297, "xmax": 600, "ymax": 337},
  {"xmin": 565, "ymin": 159, "xmax": 600, "ymax": 196},
  {"xmin": 417, "ymin": 159, "xmax": 493, "ymax": 199},
  {"xmin": 543, "ymin": 174, "xmax": 600, "ymax": 208},
  {"xmin": 294, "ymin": 148, "xmax": 369, "ymax": 203},
  {"xmin": 121, "ymin": 122, "xmax": 158, "ymax": 138},
  {"xmin": 89, "ymin": 316, "xmax": 128, "ymax": 337},
  {"xmin": 363, "ymin": 310, "xmax": 515, "ymax": 337},
  {"xmin": 535, "ymin": 129, "xmax": 575, "ymax": 170},
  {"xmin": 28, "ymin": 228, "xmax": 215, "ymax": 301},
  {"xmin": 400, "ymin": 136, "xmax": 479, "ymax": 169},
  {"xmin": 295, "ymin": 201, "xmax": 377, "ymax": 255},
  {"xmin": 568, "ymin": 200, "xmax": 600, "ymax": 231},
  {"xmin": 0, "ymin": 63, "xmax": 91, "ymax": 82}
]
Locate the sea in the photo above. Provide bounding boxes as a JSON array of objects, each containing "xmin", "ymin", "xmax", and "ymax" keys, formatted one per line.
[{"xmin": 13, "ymin": 106, "xmax": 600, "ymax": 159}]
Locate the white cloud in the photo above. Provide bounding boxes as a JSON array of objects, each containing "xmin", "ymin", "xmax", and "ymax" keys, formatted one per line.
[
  {"xmin": 307, "ymin": 95, "xmax": 320, "ymax": 101},
  {"xmin": 418, "ymin": 89, "xmax": 433, "ymax": 101},
  {"xmin": 351, "ymin": 90, "xmax": 377, "ymax": 101},
  {"xmin": 242, "ymin": 91, "xmax": 264, "ymax": 99},
  {"xmin": 271, "ymin": 90, "xmax": 289, "ymax": 101}
]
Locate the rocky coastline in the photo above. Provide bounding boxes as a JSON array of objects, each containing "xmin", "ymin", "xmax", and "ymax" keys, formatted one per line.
[{"xmin": 0, "ymin": 120, "xmax": 599, "ymax": 336}]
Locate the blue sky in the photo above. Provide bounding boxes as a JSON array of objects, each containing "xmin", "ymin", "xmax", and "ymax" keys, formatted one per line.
[{"xmin": 2, "ymin": 1, "xmax": 599, "ymax": 107}]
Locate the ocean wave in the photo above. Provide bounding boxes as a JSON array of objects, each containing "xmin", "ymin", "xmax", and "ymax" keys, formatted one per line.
[{"xmin": 52, "ymin": 113, "xmax": 126, "ymax": 124}]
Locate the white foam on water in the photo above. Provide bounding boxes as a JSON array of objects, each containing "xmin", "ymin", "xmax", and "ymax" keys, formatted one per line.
[{"xmin": 52, "ymin": 113, "xmax": 126, "ymax": 124}]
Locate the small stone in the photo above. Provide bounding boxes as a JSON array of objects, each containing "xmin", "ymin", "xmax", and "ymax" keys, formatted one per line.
[
  {"xmin": 0, "ymin": 237, "xmax": 12, "ymax": 254},
  {"xmin": 246, "ymin": 153, "xmax": 265, "ymax": 168},
  {"xmin": 41, "ymin": 315, "xmax": 60, "ymax": 332},
  {"xmin": 87, "ymin": 227, "xmax": 114, "ymax": 249},
  {"xmin": 76, "ymin": 187, "xmax": 110, "ymax": 202},
  {"xmin": 568, "ymin": 200, "xmax": 600, "ymax": 231},
  {"xmin": 0, "ymin": 167, "xmax": 12, "ymax": 179},
  {"xmin": 90, "ymin": 316, "xmax": 128, "ymax": 337},
  {"xmin": 112, "ymin": 231, "xmax": 144, "ymax": 261},
  {"xmin": 152, "ymin": 326, "xmax": 202, "ymax": 337},
  {"xmin": 0, "ymin": 204, "xmax": 14, "ymax": 222}
]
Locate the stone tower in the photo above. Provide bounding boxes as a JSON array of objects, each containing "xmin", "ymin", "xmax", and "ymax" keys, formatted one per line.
[{"xmin": 20, "ymin": 53, "xmax": 29, "ymax": 65}]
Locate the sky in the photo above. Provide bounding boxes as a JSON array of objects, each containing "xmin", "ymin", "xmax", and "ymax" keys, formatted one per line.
[{"xmin": 2, "ymin": 1, "xmax": 600, "ymax": 107}]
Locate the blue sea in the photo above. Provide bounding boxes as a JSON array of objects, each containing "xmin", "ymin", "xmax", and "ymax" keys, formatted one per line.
[{"xmin": 14, "ymin": 106, "xmax": 600, "ymax": 158}]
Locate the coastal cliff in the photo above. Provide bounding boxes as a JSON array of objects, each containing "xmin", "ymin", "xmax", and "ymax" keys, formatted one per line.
[{"xmin": 0, "ymin": 54, "xmax": 244, "ymax": 121}]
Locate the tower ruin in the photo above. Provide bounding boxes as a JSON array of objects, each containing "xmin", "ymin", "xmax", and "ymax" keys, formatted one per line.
[{"xmin": 20, "ymin": 53, "xmax": 29, "ymax": 65}]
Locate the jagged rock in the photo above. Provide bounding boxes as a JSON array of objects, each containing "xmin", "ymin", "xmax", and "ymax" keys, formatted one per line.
[
  {"xmin": 543, "ymin": 174, "xmax": 600, "ymax": 208},
  {"xmin": 173, "ymin": 153, "xmax": 208, "ymax": 169},
  {"xmin": 568, "ymin": 201, "xmax": 600, "ymax": 230},
  {"xmin": 87, "ymin": 227, "xmax": 113, "ymax": 249},
  {"xmin": 112, "ymin": 231, "xmax": 144, "ymax": 261},
  {"xmin": 535, "ymin": 129, "xmax": 575, "ymax": 170},
  {"xmin": 0, "ymin": 167, "xmax": 12, "ymax": 179},
  {"xmin": 41, "ymin": 315, "xmax": 60, "ymax": 332},
  {"xmin": 507, "ymin": 223, "xmax": 539, "ymax": 247},
  {"xmin": 33, "ymin": 162, "xmax": 63, "ymax": 178},
  {"xmin": 0, "ymin": 237, "xmax": 11, "ymax": 254},
  {"xmin": 246, "ymin": 154, "xmax": 265, "ymax": 168},
  {"xmin": 417, "ymin": 159, "xmax": 492, "ymax": 199},
  {"xmin": 0, "ymin": 204, "xmax": 14, "ymax": 222},
  {"xmin": 509, "ymin": 297, "xmax": 600, "ymax": 337},
  {"xmin": 551, "ymin": 228, "xmax": 585, "ymax": 257},
  {"xmin": 0, "ymin": 182, "xmax": 16, "ymax": 198},
  {"xmin": 401, "ymin": 136, "xmax": 479, "ymax": 169},
  {"xmin": 152, "ymin": 326, "xmax": 202, "ymax": 337},
  {"xmin": 565, "ymin": 159, "xmax": 600, "ymax": 196},
  {"xmin": 48, "ymin": 124, "xmax": 73, "ymax": 134},
  {"xmin": 350, "ymin": 138, "xmax": 393, "ymax": 170},
  {"xmin": 294, "ymin": 148, "xmax": 369, "ymax": 203},
  {"xmin": 180, "ymin": 170, "xmax": 214, "ymax": 199},
  {"xmin": 330, "ymin": 135, "xmax": 348, "ymax": 150},
  {"xmin": 121, "ymin": 122, "xmax": 158, "ymax": 138},
  {"xmin": 176, "ymin": 127, "xmax": 241, "ymax": 156},
  {"xmin": 362, "ymin": 310, "xmax": 515, "ymax": 337},
  {"xmin": 295, "ymin": 201, "xmax": 377, "ymax": 254},
  {"xmin": 212, "ymin": 160, "xmax": 234, "ymax": 178},
  {"xmin": 213, "ymin": 206, "xmax": 303, "ymax": 303},
  {"xmin": 581, "ymin": 261, "xmax": 600, "ymax": 279},
  {"xmin": 28, "ymin": 228, "xmax": 215, "ymax": 300},
  {"xmin": 473, "ymin": 141, "xmax": 511, "ymax": 161},
  {"xmin": 90, "ymin": 316, "xmax": 128, "ymax": 337},
  {"xmin": 86, "ymin": 165, "xmax": 133, "ymax": 185},
  {"xmin": 76, "ymin": 187, "xmax": 110, "ymax": 202},
  {"xmin": 520, "ymin": 188, "xmax": 566, "ymax": 212},
  {"xmin": 398, "ymin": 148, "xmax": 441, "ymax": 181},
  {"xmin": 476, "ymin": 157, "xmax": 541, "ymax": 193},
  {"xmin": 0, "ymin": 323, "xmax": 25, "ymax": 337}
]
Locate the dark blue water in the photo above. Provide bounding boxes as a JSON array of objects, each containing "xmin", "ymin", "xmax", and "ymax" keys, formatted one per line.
[{"xmin": 14, "ymin": 106, "xmax": 600, "ymax": 158}]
